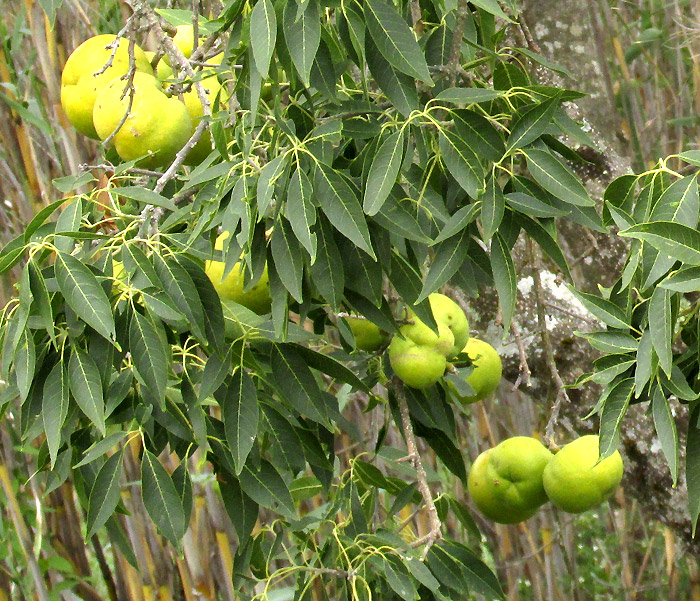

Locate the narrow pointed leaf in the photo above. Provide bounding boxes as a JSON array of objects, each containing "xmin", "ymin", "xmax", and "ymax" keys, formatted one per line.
[
  {"xmin": 364, "ymin": 130, "xmax": 405, "ymax": 215},
  {"xmin": 55, "ymin": 251, "xmax": 116, "ymax": 342},
  {"xmin": 286, "ymin": 168, "xmax": 317, "ymax": 260},
  {"xmin": 364, "ymin": 0, "xmax": 432, "ymax": 84},
  {"xmin": 129, "ymin": 311, "xmax": 169, "ymax": 409},
  {"xmin": 43, "ymin": 363, "xmax": 69, "ymax": 467},
  {"xmin": 283, "ymin": 0, "xmax": 320, "ymax": 86},
  {"xmin": 69, "ymin": 349, "xmax": 105, "ymax": 434},
  {"xmin": 223, "ymin": 370, "xmax": 259, "ymax": 475},
  {"xmin": 525, "ymin": 148, "xmax": 593, "ymax": 207},
  {"xmin": 239, "ymin": 459, "xmax": 296, "ymax": 518},
  {"xmin": 649, "ymin": 286, "xmax": 673, "ymax": 376},
  {"xmin": 490, "ymin": 233, "xmax": 517, "ymax": 334},
  {"xmin": 141, "ymin": 450, "xmax": 187, "ymax": 547},
  {"xmin": 87, "ymin": 451, "xmax": 123, "ymax": 538},
  {"xmin": 250, "ymin": 0, "xmax": 276, "ymax": 77},
  {"xmin": 621, "ymin": 221, "xmax": 700, "ymax": 265}
]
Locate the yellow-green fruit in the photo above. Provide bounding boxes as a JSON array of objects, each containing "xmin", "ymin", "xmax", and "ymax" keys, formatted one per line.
[
  {"xmin": 458, "ymin": 338, "xmax": 502, "ymax": 403},
  {"xmin": 180, "ymin": 74, "xmax": 223, "ymax": 164},
  {"xmin": 468, "ymin": 437, "xmax": 553, "ymax": 524},
  {"xmin": 346, "ymin": 316, "xmax": 388, "ymax": 352},
  {"xmin": 402, "ymin": 312, "xmax": 455, "ymax": 358},
  {"xmin": 145, "ymin": 51, "xmax": 173, "ymax": 82},
  {"xmin": 428, "ymin": 293, "xmax": 469, "ymax": 358},
  {"xmin": 542, "ymin": 435, "xmax": 624, "ymax": 514},
  {"xmin": 93, "ymin": 72, "xmax": 192, "ymax": 168},
  {"xmin": 163, "ymin": 25, "xmax": 200, "ymax": 66},
  {"xmin": 204, "ymin": 232, "xmax": 271, "ymax": 315},
  {"xmin": 388, "ymin": 334, "xmax": 448, "ymax": 389},
  {"xmin": 60, "ymin": 34, "xmax": 153, "ymax": 139}
]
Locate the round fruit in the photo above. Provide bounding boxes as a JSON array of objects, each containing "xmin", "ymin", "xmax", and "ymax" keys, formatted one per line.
[
  {"xmin": 401, "ymin": 311, "xmax": 455, "ymax": 358},
  {"xmin": 61, "ymin": 34, "xmax": 153, "ymax": 138},
  {"xmin": 345, "ymin": 316, "xmax": 388, "ymax": 352},
  {"xmin": 93, "ymin": 72, "xmax": 192, "ymax": 168},
  {"xmin": 179, "ymin": 74, "xmax": 223, "ymax": 165},
  {"xmin": 457, "ymin": 338, "xmax": 502, "ymax": 403},
  {"xmin": 468, "ymin": 437, "xmax": 553, "ymax": 524},
  {"xmin": 388, "ymin": 334, "xmax": 448, "ymax": 389},
  {"xmin": 145, "ymin": 51, "xmax": 173, "ymax": 82},
  {"xmin": 204, "ymin": 232, "xmax": 272, "ymax": 315},
  {"xmin": 542, "ymin": 435, "xmax": 624, "ymax": 514},
  {"xmin": 428, "ymin": 293, "xmax": 469, "ymax": 358}
]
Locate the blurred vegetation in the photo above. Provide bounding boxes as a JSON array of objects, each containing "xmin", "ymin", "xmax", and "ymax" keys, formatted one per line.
[{"xmin": 0, "ymin": 0, "xmax": 699, "ymax": 599}]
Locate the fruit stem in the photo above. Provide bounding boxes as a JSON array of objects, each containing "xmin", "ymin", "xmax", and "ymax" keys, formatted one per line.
[{"xmin": 392, "ymin": 376, "xmax": 442, "ymax": 558}]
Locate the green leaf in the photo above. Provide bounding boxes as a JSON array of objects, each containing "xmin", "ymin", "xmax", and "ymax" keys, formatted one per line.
[
  {"xmin": 427, "ymin": 541, "xmax": 505, "ymax": 600},
  {"xmin": 270, "ymin": 344, "xmax": 331, "ymax": 428},
  {"xmin": 283, "ymin": 0, "xmax": 320, "ymax": 86},
  {"xmin": 14, "ymin": 329, "xmax": 35, "ymax": 402},
  {"xmin": 469, "ymin": 0, "xmax": 511, "ymax": 20},
  {"xmin": 525, "ymin": 149, "xmax": 594, "ymax": 207},
  {"xmin": 75, "ymin": 432, "xmax": 128, "ymax": 468},
  {"xmin": 418, "ymin": 229, "xmax": 470, "ymax": 302},
  {"xmin": 660, "ymin": 267, "xmax": 700, "ymax": 292},
  {"xmin": 599, "ymin": 378, "xmax": 633, "ymax": 460},
  {"xmin": 250, "ymin": 0, "xmax": 276, "ymax": 77},
  {"xmin": 431, "ymin": 203, "xmax": 481, "ymax": 245},
  {"xmin": 480, "ymin": 176, "xmax": 505, "ymax": 240},
  {"xmin": 687, "ymin": 406, "xmax": 700, "ymax": 536},
  {"xmin": 223, "ymin": 370, "xmax": 259, "ymax": 475},
  {"xmin": 270, "ymin": 217, "xmax": 305, "ymax": 303},
  {"xmin": 649, "ymin": 286, "xmax": 673, "ymax": 376},
  {"xmin": 261, "ymin": 403, "xmax": 306, "ymax": 474},
  {"xmin": 634, "ymin": 329, "xmax": 655, "ymax": 397},
  {"xmin": 286, "ymin": 168, "xmax": 317, "ymax": 260},
  {"xmin": 69, "ymin": 349, "xmax": 105, "ymax": 435},
  {"xmin": 42, "ymin": 363, "xmax": 69, "ymax": 468},
  {"xmin": 490, "ymin": 233, "xmax": 517, "ymax": 334},
  {"xmin": 366, "ymin": 36, "xmax": 418, "ymax": 117},
  {"xmin": 309, "ymin": 215, "xmax": 344, "ymax": 310},
  {"xmin": 219, "ymin": 478, "xmax": 258, "ymax": 542},
  {"xmin": 652, "ymin": 386, "xmax": 679, "ymax": 485},
  {"xmin": 505, "ymin": 192, "xmax": 570, "ymax": 218},
  {"xmin": 439, "ymin": 129, "xmax": 484, "ymax": 199},
  {"xmin": 577, "ymin": 331, "xmax": 638, "ymax": 354},
  {"xmin": 117, "ymin": 187, "xmax": 177, "ymax": 212},
  {"xmin": 141, "ymin": 450, "xmax": 187, "ymax": 547},
  {"xmin": 54, "ymin": 252, "xmax": 116, "ymax": 343},
  {"xmin": 256, "ymin": 155, "xmax": 287, "ymax": 216},
  {"xmin": 364, "ymin": 130, "xmax": 405, "ymax": 216},
  {"xmin": 435, "ymin": 88, "xmax": 504, "ymax": 104},
  {"xmin": 152, "ymin": 254, "xmax": 207, "ymax": 342},
  {"xmin": 621, "ymin": 221, "xmax": 700, "ymax": 265},
  {"xmin": 566, "ymin": 287, "xmax": 630, "ymax": 329},
  {"xmin": 514, "ymin": 215, "xmax": 572, "ymax": 279},
  {"xmin": 315, "ymin": 164, "xmax": 375, "ymax": 259},
  {"xmin": 129, "ymin": 311, "xmax": 169, "ymax": 409},
  {"xmin": 294, "ymin": 345, "xmax": 371, "ymax": 393},
  {"xmin": 453, "ymin": 110, "xmax": 506, "ymax": 163},
  {"xmin": 87, "ymin": 451, "xmax": 123, "ymax": 539},
  {"xmin": 507, "ymin": 94, "xmax": 562, "ymax": 152},
  {"xmin": 384, "ymin": 555, "xmax": 418, "ymax": 601},
  {"xmin": 28, "ymin": 262, "xmax": 54, "ymax": 341},
  {"xmin": 659, "ymin": 365, "xmax": 698, "ymax": 401},
  {"xmin": 239, "ymin": 459, "xmax": 296, "ymax": 518},
  {"xmin": 364, "ymin": 0, "xmax": 433, "ymax": 84},
  {"xmin": 198, "ymin": 345, "xmax": 233, "ymax": 402},
  {"xmin": 24, "ymin": 197, "xmax": 69, "ymax": 241}
]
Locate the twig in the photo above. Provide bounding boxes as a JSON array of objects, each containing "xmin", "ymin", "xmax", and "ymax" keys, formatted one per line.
[
  {"xmin": 510, "ymin": 317, "xmax": 532, "ymax": 389},
  {"xmin": 517, "ymin": 12, "xmax": 542, "ymax": 54},
  {"xmin": 448, "ymin": 0, "xmax": 469, "ymax": 86},
  {"xmin": 102, "ymin": 29, "xmax": 138, "ymax": 147},
  {"xmin": 154, "ymin": 119, "xmax": 209, "ymax": 194},
  {"xmin": 93, "ymin": 17, "xmax": 136, "ymax": 77},
  {"xmin": 529, "ymin": 241, "xmax": 570, "ymax": 445},
  {"xmin": 392, "ymin": 376, "xmax": 442, "ymax": 558}
]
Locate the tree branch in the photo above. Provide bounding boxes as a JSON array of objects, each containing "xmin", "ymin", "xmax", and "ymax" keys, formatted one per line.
[{"xmin": 392, "ymin": 376, "xmax": 442, "ymax": 558}]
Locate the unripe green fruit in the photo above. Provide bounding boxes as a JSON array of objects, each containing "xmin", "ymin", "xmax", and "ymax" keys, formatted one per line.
[
  {"xmin": 428, "ymin": 293, "xmax": 469, "ymax": 358},
  {"xmin": 345, "ymin": 316, "xmax": 388, "ymax": 352},
  {"xmin": 388, "ymin": 319, "xmax": 454, "ymax": 389},
  {"xmin": 468, "ymin": 437, "xmax": 553, "ymax": 524},
  {"xmin": 388, "ymin": 334, "xmax": 448, "ymax": 389},
  {"xmin": 457, "ymin": 338, "xmax": 502, "ymax": 403},
  {"xmin": 542, "ymin": 435, "xmax": 624, "ymax": 514}
]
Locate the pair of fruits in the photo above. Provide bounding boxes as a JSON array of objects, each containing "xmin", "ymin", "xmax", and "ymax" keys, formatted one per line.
[
  {"xmin": 467, "ymin": 435, "xmax": 624, "ymax": 524},
  {"xmin": 386, "ymin": 294, "xmax": 502, "ymax": 400},
  {"xmin": 60, "ymin": 30, "xmax": 222, "ymax": 168},
  {"xmin": 388, "ymin": 294, "xmax": 470, "ymax": 389}
]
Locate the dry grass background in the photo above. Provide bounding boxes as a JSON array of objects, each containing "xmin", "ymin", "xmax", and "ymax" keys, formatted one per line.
[{"xmin": 0, "ymin": 0, "xmax": 699, "ymax": 599}]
